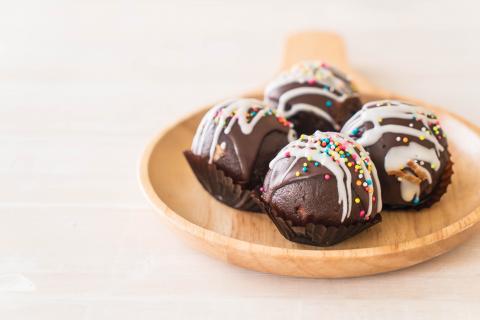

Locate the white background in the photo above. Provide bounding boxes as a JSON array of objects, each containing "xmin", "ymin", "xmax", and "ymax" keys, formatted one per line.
[{"xmin": 1, "ymin": 1, "xmax": 480, "ymax": 319}]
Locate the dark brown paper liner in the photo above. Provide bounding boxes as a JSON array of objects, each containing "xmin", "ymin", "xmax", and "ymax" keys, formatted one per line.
[
  {"xmin": 184, "ymin": 151, "xmax": 261, "ymax": 212},
  {"xmin": 385, "ymin": 150, "xmax": 454, "ymax": 211},
  {"xmin": 252, "ymin": 193, "xmax": 382, "ymax": 247}
]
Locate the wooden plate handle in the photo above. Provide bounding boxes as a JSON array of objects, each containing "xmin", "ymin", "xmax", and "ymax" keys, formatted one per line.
[
  {"xmin": 281, "ymin": 31, "xmax": 389, "ymax": 97},
  {"xmin": 281, "ymin": 31, "xmax": 350, "ymax": 71}
]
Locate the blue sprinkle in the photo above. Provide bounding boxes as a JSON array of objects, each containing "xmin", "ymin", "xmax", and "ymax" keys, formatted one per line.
[
  {"xmin": 326, "ymin": 100, "xmax": 333, "ymax": 108},
  {"xmin": 314, "ymin": 162, "xmax": 319, "ymax": 167},
  {"xmin": 352, "ymin": 128, "xmax": 359, "ymax": 135},
  {"xmin": 302, "ymin": 167, "xmax": 308, "ymax": 173},
  {"xmin": 413, "ymin": 197, "xmax": 420, "ymax": 205},
  {"xmin": 366, "ymin": 179, "xmax": 372, "ymax": 185}
]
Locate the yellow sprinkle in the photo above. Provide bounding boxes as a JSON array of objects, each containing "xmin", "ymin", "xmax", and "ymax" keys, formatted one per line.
[
  {"xmin": 359, "ymin": 170, "xmax": 364, "ymax": 174},
  {"xmin": 307, "ymin": 156, "xmax": 312, "ymax": 161},
  {"xmin": 355, "ymin": 198, "xmax": 361, "ymax": 204},
  {"xmin": 378, "ymin": 118, "xmax": 383, "ymax": 123},
  {"xmin": 419, "ymin": 135, "xmax": 425, "ymax": 141},
  {"xmin": 303, "ymin": 162, "xmax": 308, "ymax": 167},
  {"xmin": 347, "ymin": 162, "xmax": 353, "ymax": 167},
  {"xmin": 431, "ymin": 164, "xmax": 436, "ymax": 169},
  {"xmin": 295, "ymin": 171, "xmax": 300, "ymax": 177}
]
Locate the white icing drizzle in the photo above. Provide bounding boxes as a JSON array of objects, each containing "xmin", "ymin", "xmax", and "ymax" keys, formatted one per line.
[
  {"xmin": 276, "ymin": 89, "xmax": 342, "ymax": 130},
  {"xmin": 342, "ymin": 100, "xmax": 446, "ymax": 204},
  {"xmin": 191, "ymin": 98, "xmax": 294, "ymax": 163},
  {"xmin": 341, "ymin": 100, "xmax": 445, "ymax": 154},
  {"xmin": 268, "ymin": 131, "xmax": 382, "ymax": 222},
  {"xmin": 384, "ymin": 142, "xmax": 440, "ymax": 202},
  {"xmin": 265, "ymin": 60, "xmax": 357, "ymax": 123}
]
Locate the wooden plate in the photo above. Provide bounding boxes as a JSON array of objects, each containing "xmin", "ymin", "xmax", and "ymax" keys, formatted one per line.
[{"xmin": 139, "ymin": 32, "xmax": 480, "ymax": 278}]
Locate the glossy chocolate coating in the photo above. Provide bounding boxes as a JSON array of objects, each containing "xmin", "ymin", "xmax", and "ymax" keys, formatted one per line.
[
  {"xmin": 264, "ymin": 61, "xmax": 362, "ymax": 135},
  {"xmin": 192, "ymin": 99, "xmax": 294, "ymax": 190},
  {"xmin": 341, "ymin": 101, "xmax": 450, "ymax": 208},
  {"xmin": 261, "ymin": 131, "xmax": 382, "ymax": 227}
]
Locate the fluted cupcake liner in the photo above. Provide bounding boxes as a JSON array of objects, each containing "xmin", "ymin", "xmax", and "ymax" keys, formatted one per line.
[
  {"xmin": 184, "ymin": 151, "xmax": 261, "ymax": 212},
  {"xmin": 385, "ymin": 150, "xmax": 454, "ymax": 211},
  {"xmin": 252, "ymin": 193, "xmax": 382, "ymax": 247}
]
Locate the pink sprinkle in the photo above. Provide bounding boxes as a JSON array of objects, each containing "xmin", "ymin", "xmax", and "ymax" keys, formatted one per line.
[
  {"xmin": 324, "ymin": 174, "xmax": 331, "ymax": 181},
  {"xmin": 359, "ymin": 210, "xmax": 365, "ymax": 217},
  {"xmin": 373, "ymin": 196, "xmax": 376, "ymax": 203},
  {"xmin": 352, "ymin": 154, "xmax": 358, "ymax": 160},
  {"xmin": 307, "ymin": 78, "xmax": 316, "ymax": 85},
  {"xmin": 259, "ymin": 187, "xmax": 264, "ymax": 193},
  {"xmin": 285, "ymin": 151, "xmax": 291, "ymax": 157}
]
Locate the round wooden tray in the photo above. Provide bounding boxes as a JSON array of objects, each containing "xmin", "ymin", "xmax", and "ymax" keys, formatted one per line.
[{"xmin": 139, "ymin": 32, "xmax": 480, "ymax": 278}]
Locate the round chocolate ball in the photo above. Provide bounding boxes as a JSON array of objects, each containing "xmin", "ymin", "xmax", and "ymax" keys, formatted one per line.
[
  {"xmin": 190, "ymin": 98, "xmax": 295, "ymax": 192},
  {"xmin": 264, "ymin": 60, "xmax": 362, "ymax": 135},
  {"xmin": 341, "ymin": 100, "xmax": 451, "ymax": 209},
  {"xmin": 260, "ymin": 131, "xmax": 382, "ymax": 246}
]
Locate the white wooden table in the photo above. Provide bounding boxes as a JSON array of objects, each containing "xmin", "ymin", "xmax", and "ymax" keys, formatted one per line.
[{"xmin": 1, "ymin": 1, "xmax": 479, "ymax": 319}]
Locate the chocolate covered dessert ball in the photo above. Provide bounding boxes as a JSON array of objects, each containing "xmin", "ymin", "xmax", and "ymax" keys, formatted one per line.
[
  {"xmin": 259, "ymin": 131, "xmax": 382, "ymax": 246},
  {"xmin": 264, "ymin": 60, "xmax": 362, "ymax": 135},
  {"xmin": 341, "ymin": 100, "xmax": 452, "ymax": 209},
  {"xmin": 185, "ymin": 98, "xmax": 295, "ymax": 211}
]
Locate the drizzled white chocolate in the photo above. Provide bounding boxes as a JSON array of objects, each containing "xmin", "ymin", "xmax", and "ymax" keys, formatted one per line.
[
  {"xmin": 384, "ymin": 142, "xmax": 440, "ymax": 202},
  {"xmin": 341, "ymin": 100, "xmax": 446, "ymax": 204},
  {"xmin": 192, "ymin": 98, "xmax": 295, "ymax": 163},
  {"xmin": 264, "ymin": 61, "xmax": 358, "ymax": 129},
  {"xmin": 268, "ymin": 131, "xmax": 382, "ymax": 222}
]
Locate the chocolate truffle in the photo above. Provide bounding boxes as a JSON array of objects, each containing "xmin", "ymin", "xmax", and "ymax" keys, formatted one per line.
[
  {"xmin": 341, "ymin": 100, "xmax": 452, "ymax": 209},
  {"xmin": 185, "ymin": 98, "xmax": 295, "ymax": 211},
  {"xmin": 264, "ymin": 60, "xmax": 362, "ymax": 135},
  {"xmin": 258, "ymin": 131, "xmax": 382, "ymax": 246}
]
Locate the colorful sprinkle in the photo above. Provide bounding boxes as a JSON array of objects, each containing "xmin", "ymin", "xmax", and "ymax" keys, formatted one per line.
[
  {"xmin": 354, "ymin": 197, "xmax": 361, "ymax": 204},
  {"xmin": 324, "ymin": 174, "xmax": 331, "ymax": 181},
  {"xmin": 326, "ymin": 100, "xmax": 333, "ymax": 108}
]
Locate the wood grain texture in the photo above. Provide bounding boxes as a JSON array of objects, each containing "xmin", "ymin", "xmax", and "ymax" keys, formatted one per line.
[{"xmin": 139, "ymin": 32, "xmax": 480, "ymax": 278}]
